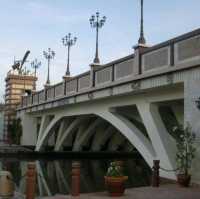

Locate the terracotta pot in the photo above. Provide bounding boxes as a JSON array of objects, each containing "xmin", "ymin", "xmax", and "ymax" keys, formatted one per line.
[
  {"xmin": 104, "ymin": 176, "xmax": 128, "ymax": 197},
  {"xmin": 177, "ymin": 174, "xmax": 191, "ymax": 187}
]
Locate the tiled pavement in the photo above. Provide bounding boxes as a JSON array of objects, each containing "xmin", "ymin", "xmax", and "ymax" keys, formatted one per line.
[{"xmin": 39, "ymin": 184, "xmax": 200, "ymax": 199}]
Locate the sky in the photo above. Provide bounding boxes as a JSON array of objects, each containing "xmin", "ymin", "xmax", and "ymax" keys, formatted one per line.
[{"xmin": 0, "ymin": 0, "xmax": 200, "ymax": 102}]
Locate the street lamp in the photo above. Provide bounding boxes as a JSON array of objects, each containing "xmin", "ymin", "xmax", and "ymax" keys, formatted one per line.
[
  {"xmin": 89, "ymin": 12, "xmax": 106, "ymax": 64},
  {"xmin": 43, "ymin": 48, "xmax": 55, "ymax": 85},
  {"xmin": 62, "ymin": 33, "xmax": 77, "ymax": 77},
  {"xmin": 31, "ymin": 59, "xmax": 41, "ymax": 77},
  {"xmin": 138, "ymin": 0, "xmax": 146, "ymax": 45}
]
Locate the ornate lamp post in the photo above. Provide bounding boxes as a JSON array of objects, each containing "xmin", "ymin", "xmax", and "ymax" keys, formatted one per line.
[
  {"xmin": 89, "ymin": 12, "xmax": 106, "ymax": 64},
  {"xmin": 62, "ymin": 33, "xmax": 77, "ymax": 77},
  {"xmin": 31, "ymin": 59, "xmax": 41, "ymax": 77},
  {"xmin": 43, "ymin": 48, "xmax": 55, "ymax": 85},
  {"xmin": 138, "ymin": 0, "xmax": 146, "ymax": 45}
]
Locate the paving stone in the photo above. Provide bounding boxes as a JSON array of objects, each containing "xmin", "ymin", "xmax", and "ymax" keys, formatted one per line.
[{"xmin": 37, "ymin": 184, "xmax": 200, "ymax": 199}]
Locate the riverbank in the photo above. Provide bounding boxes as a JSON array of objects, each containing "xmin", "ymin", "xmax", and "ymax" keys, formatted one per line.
[{"xmin": 38, "ymin": 184, "xmax": 200, "ymax": 199}]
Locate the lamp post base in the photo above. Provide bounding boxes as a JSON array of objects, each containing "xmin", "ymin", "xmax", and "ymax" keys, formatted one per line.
[
  {"xmin": 93, "ymin": 57, "xmax": 100, "ymax": 64},
  {"xmin": 44, "ymin": 83, "xmax": 51, "ymax": 89},
  {"xmin": 63, "ymin": 75, "xmax": 72, "ymax": 81}
]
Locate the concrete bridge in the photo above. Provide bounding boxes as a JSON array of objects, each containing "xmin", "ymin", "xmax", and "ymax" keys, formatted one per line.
[{"xmin": 17, "ymin": 29, "xmax": 200, "ymax": 182}]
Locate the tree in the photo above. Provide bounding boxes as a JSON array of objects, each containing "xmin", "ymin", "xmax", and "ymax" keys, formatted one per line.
[{"xmin": 7, "ymin": 118, "xmax": 22, "ymax": 145}]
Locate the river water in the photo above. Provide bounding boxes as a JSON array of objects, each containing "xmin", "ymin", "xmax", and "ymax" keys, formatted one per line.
[{"xmin": 0, "ymin": 156, "xmax": 151, "ymax": 197}]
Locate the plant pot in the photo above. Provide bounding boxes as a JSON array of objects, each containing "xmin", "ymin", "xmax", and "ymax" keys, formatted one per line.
[
  {"xmin": 177, "ymin": 174, "xmax": 191, "ymax": 187},
  {"xmin": 104, "ymin": 176, "xmax": 128, "ymax": 197}
]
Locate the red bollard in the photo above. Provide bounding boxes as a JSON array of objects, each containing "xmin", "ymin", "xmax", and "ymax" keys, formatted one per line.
[
  {"xmin": 71, "ymin": 161, "xmax": 81, "ymax": 197},
  {"xmin": 26, "ymin": 162, "xmax": 37, "ymax": 199},
  {"xmin": 152, "ymin": 160, "xmax": 160, "ymax": 187}
]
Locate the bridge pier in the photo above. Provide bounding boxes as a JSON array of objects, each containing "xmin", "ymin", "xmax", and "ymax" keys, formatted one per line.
[
  {"xmin": 137, "ymin": 102, "xmax": 177, "ymax": 179},
  {"xmin": 184, "ymin": 78, "xmax": 200, "ymax": 184},
  {"xmin": 21, "ymin": 114, "xmax": 37, "ymax": 146}
]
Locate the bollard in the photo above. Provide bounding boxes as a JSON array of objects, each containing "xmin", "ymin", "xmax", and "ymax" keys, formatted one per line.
[
  {"xmin": 71, "ymin": 161, "xmax": 81, "ymax": 197},
  {"xmin": 151, "ymin": 160, "xmax": 160, "ymax": 187},
  {"xmin": 0, "ymin": 171, "xmax": 14, "ymax": 198},
  {"xmin": 25, "ymin": 162, "xmax": 37, "ymax": 199}
]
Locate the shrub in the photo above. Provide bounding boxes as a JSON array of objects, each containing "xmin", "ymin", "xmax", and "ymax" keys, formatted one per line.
[
  {"xmin": 106, "ymin": 162, "xmax": 123, "ymax": 177},
  {"xmin": 173, "ymin": 124, "xmax": 196, "ymax": 175}
]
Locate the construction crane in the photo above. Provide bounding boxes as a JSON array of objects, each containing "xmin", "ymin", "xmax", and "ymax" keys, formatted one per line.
[
  {"xmin": 11, "ymin": 50, "xmax": 33, "ymax": 95},
  {"xmin": 11, "ymin": 50, "xmax": 30, "ymax": 74}
]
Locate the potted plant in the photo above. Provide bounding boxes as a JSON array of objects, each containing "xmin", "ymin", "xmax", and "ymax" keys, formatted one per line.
[
  {"xmin": 104, "ymin": 161, "xmax": 128, "ymax": 197},
  {"xmin": 173, "ymin": 124, "xmax": 196, "ymax": 187}
]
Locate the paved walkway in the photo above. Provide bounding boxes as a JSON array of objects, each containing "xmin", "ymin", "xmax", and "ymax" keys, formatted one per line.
[{"xmin": 40, "ymin": 184, "xmax": 200, "ymax": 199}]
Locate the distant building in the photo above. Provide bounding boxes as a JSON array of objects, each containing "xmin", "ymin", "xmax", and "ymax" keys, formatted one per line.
[
  {"xmin": 0, "ymin": 104, "xmax": 5, "ymax": 140},
  {"xmin": 4, "ymin": 69, "xmax": 37, "ymax": 141}
]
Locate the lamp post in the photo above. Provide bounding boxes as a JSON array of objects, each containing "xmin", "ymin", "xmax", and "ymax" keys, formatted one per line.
[
  {"xmin": 43, "ymin": 48, "xmax": 55, "ymax": 85},
  {"xmin": 31, "ymin": 59, "xmax": 41, "ymax": 77},
  {"xmin": 62, "ymin": 33, "xmax": 77, "ymax": 77},
  {"xmin": 89, "ymin": 12, "xmax": 106, "ymax": 64},
  {"xmin": 138, "ymin": 0, "xmax": 146, "ymax": 45}
]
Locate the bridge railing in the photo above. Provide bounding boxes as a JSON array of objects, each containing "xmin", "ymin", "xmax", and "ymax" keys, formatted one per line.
[
  {"xmin": 78, "ymin": 72, "xmax": 90, "ymax": 91},
  {"xmin": 38, "ymin": 90, "xmax": 45, "ymax": 104},
  {"xmin": 95, "ymin": 65, "xmax": 113, "ymax": 87},
  {"xmin": 141, "ymin": 29, "xmax": 200, "ymax": 73},
  {"xmin": 19, "ymin": 29, "xmax": 200, "ymax": 109},
  {"xmin": 114, "ymin": 58, "xmax": 135, "ymax": 80}
]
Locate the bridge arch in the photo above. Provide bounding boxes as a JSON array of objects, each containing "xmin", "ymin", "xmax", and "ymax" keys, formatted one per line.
[
  {"xmin": 33, "ymin": 98, "xmax": 177, "ymax": 180},
  {"xmin": 54, "ymin": 117, "xmax": 88, "ymax": 151},
  {"xmin": 96, "ymin": 110, "xmax": 156, "ymax": 167},
  {"xmin": 36, "ymin": 115, "xmax": 63, "ymax": 151}
]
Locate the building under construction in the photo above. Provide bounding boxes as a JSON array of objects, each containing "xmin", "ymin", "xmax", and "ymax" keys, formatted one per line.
[{"xmin": 4, "ymin": 69, "xmax": 37, "ymax": 142}]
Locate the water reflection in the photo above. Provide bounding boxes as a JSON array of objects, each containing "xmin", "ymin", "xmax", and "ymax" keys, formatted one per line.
[{"xmin": 0, "ymin": 158, "xmax": 151, "ymax": 197}]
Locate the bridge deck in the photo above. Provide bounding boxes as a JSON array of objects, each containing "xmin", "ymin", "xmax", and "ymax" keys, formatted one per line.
[{"xmin": 39, "ymin": 184, "xmax": 200, "ymax": 199}]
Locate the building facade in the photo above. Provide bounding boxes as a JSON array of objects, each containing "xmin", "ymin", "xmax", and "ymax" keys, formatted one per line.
[{"xmin": 4, "ymin": 70, "xmax": 37, "ymax": 141}]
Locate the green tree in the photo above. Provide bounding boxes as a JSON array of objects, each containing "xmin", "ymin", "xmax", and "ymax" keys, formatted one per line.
[
  {"xmin": 7, "ymin": 118, "xmax": 22, "ymax": 145},
  {"xmin": 173, "ymin": 124, "xmax": 196, "ymax": 175}
]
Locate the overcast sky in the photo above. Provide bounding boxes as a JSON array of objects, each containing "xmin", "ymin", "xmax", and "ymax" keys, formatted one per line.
[{"xmin": 0, "ymin": 0, "xmax": 200, "ymax": 102}]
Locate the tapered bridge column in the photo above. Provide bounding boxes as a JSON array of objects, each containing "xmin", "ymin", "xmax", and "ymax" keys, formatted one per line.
[{"xmin": 137, "ymin": 102, "xmax": 176, "ymax": 179}]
